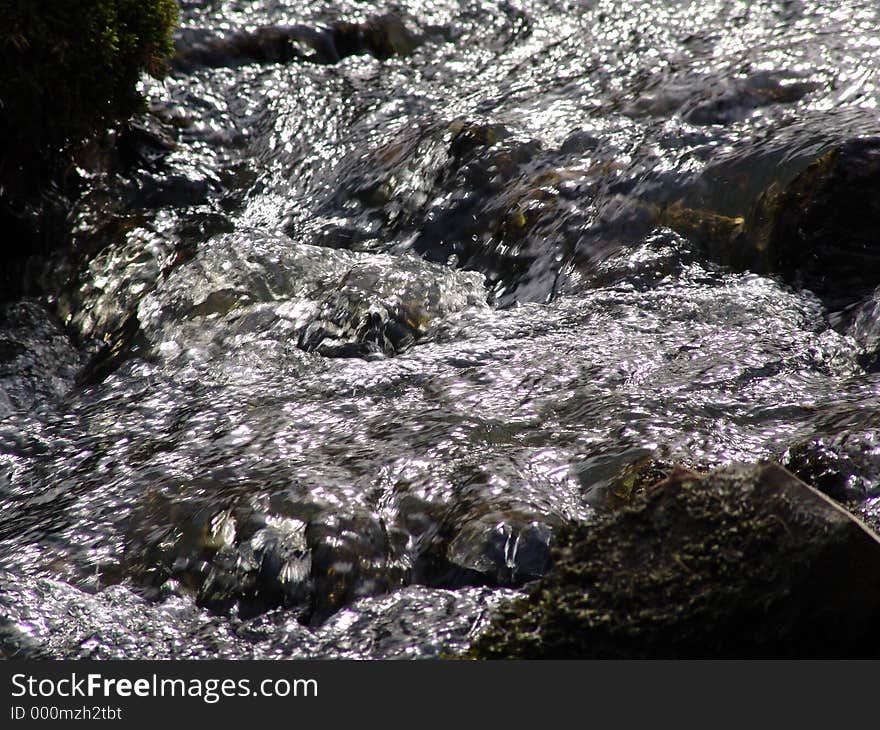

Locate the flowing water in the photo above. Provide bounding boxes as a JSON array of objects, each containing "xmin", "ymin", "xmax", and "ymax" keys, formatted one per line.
[{"xmin": 3, "ymin": 0, "xmax": 880, "ymax": 658}]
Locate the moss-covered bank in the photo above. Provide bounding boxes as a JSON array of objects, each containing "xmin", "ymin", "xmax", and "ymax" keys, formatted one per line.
[
  {"xmin": 1, "ymin": 0, "xmax": 177, "ymax": 191},
  {"xmin": 0, "ymin": 0, "xmax": 177, "ymax": 284}
]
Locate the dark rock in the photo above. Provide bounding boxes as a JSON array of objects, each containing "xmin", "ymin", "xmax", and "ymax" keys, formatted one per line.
[
  {"xmin": 305, "ymin": 512, "xmax": 409, "ymax": 625},
  {"xmin": 129, "ymin": 172, "xmax": 212, "ymax": 209},
  {"xmin": 0, "ymin": 300, "xmax": 83, "ymax": 410},
  {"xmin": 574, "ymin": 447, "xmax": 673, "ymax": 509},
  {"xmin": 171, "ymin": 26, "xmax": 318, "ymax": 71},
  {"xmin": 471, "ymin": 462, "xmax": 880, "ymax": 658},
  {"xmin": 298, "ymin": 301, "xmax": 426, "ymax": 358},
  {"xmin": 681, "ymin": 71, "xmax": 818, "ymax": 126},
  {"xmin": 623, "ymin": 70, "xmax": 817, "ymax": 124},
  {"xmin": 116, "ymin": 116, "xmax": 178, "ymax": 169},
  {"xmin": 560, "ymin": 130, "xmax": 600, "ymax": 155},
  {"xmin": 443, "ymin": 517, "xmax": 554, "ymax": 585},
  {"xmin": 328, "ymin": 117, "xmax": 614, "ymax": 304},
  {"xmin": 329, "ymin": 14, "xmax": 420, "ymax": 62},
  {"xmin": 406, "ymin": 465, "xmax": 566, "ymax": 589},
  {"xmin": 75, "ymin": 313, "xmax": 149, "ymax": 387},
  {"xmin": 849, "ymin": 290, "xmax": 880, "ymax": 367},
  {"xmin": 741, "ymin": 137, "xmax": 880, "ymax": 311},
  {"xmin": 662, "ymin": 137, "xmax": 880, "ymax": 313},
  {"xmin": 0, "ymin": 185, "xmax": 76, "ymax": 298}
]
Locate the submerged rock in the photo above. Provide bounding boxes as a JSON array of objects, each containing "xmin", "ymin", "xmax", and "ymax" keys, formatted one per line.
[
  {"xmin": 625, "ymin": 70, "xmax": 817, "ymax": 125},
  {"xmin": 124, "ymin": 492, "xmax": 408, "ymax": 623},
  {"xmin": 326, "ymin": 118, "xmax": 614, "ymax": 304},
  {"xmin": 783, "ymin": 432, "xmax": 880, "ymax": 504},
  {"xmin": 171, "ymin": 14, "xmax": 420, "ymax": 72},
  {"xmin": 124, "ymin": 476, "xmax": 555, "ymax": 625},
  {"xmin": 441, "ymin": 517, "xmax": 554, "ymax": 586},
  {"xmin": 849, "ymin": 289, "xmax": 880, "ymax": 366},
  {"xmin": 471, "ymin": 462, "xmax": 880, "ymax": 658},
  {"xmin": 74, "ymin": 230, "xmax": 487, "ymax": 378},
  {"xmin": 330, "ymin": 14, "xmax": 421, "ymax": 61}
]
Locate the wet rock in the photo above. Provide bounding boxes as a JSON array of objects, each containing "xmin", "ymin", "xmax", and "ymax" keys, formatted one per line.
[
  {"xmin": 442, "ymin": 517, "xmax": 554, "ymax": 585},
  {"xmin": 329, "ymin": 118, "xmax": 616, "ymax": 304},
  {"xmin": 171, "ymin": 26, "xmax": 321, "ymax": 71},
  {"xmin": 49, "ymin": 113, "xmax": 183, "ymax": 272},
  {"xmin": 682, "ymin": 71, "xmax": 818, "ymax": 125},
  {"xmin": 560, "ymin": 130, "xmax": 600, "ymax": 156},
  {"xmin": 127, "ymin": 172, "xmax": 212, "ymax": 210},
  {"xmin": 0, "ymin": 185, "xmax": 79, "ymax": 298},
  {"xmin": 404, "ymin": 462, "xmax": 575, "ymax": 589},
  {"xmin": 305, "ymin": 511, "xmax": 410, "ymax": 624},
  {"xmin": 125, "ymin": 492, "xmax": 314, "ymax": 618},
  {"xmin": 298, "ymin": 298, "xmax": 429, "ymax": 359},
  {"xmin": 116, "ymin": 115, "xmax": 178, "ymax": 169},
  {"xmin": 662, "ymin": 137, "xmax": 880, "ymax": 313},
  {"xmin": 740, "ymin": 137, "xmax": 880, "ymax": 310},
  {"xmin": 0, "ymin": 301, "xmax": 83, "ymax": 412},
  {"xmin": 471, "ymin": 462, "xmax": 880, "ymax": 658},
  {"xmin": 577, "ymin": 449, "xmax": 675, "ymax": 509},
  {"xmin": 329, "ymin": 14, "xmax": 421, "ymax": 61},
  {"xmin": 75, "ymin": 313, "xmax": 149, "ymax": 387},
  {"xmin": 658, "ymin": 202, "xmax": 745, "ymax": 255},
  {"xmin": 847, "ymin": 286, "xmax": 880, "ymax": 368}
]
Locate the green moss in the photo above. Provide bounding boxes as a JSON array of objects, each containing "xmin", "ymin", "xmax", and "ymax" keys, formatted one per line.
[
  {"xmin": 0, "ymin": 0, "xmax": 178, "ymax": 194},
  {"xmin": 658, "ymin": 202, "xmax": 745, "ymax": 254}
]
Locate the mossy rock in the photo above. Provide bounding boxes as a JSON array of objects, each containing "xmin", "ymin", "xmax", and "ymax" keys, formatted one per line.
[
  {"xmin": 471, "ymin": 462, "xmax": 880, "ymax": 658},
  {"xmin": 658, "ymin": 203, "xmax": 744, "ymax": 255},
  {"xmin": 0, "ymin": 0, "xmax": 178, "ymax": 196}
]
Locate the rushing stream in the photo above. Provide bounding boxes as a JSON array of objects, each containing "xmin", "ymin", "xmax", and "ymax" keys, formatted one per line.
[{"xmin": 3, "ymin": 0, "xmax": 880, "ymax": 658}]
